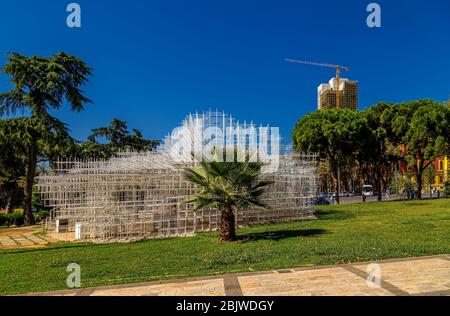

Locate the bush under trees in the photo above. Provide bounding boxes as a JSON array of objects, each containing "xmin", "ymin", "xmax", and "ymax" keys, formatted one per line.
[{"xmin": 0, "ymin": 210, "xmax": 25, "ymax": 227}]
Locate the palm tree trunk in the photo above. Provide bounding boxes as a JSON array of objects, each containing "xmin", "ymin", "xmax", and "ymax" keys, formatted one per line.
[
  {"xmin": 23, "ymin": 142, "xmax": 37, "ymax": 225},
  {"xmin": 220, "ymin": 205, "xmax": 236, "ymax": 242}
]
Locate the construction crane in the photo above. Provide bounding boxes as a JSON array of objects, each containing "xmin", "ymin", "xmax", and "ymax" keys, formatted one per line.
[{"xmin": 285, "ymin": 58, "xmax": 350, "ymax": 109}]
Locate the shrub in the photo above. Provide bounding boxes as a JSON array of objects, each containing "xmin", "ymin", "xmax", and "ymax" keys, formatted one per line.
[
  {"xmin": 0, "ymin": 214, "xmax": 8, "ymax": 227},
  {"xmin": 0, "ymin": 213, "xmax": 13, "ymax": 227},
  {"xmin": 444, "ymin": 181, "xmax": 450, "ymax": 197},
  {"xmin": 0, "ymin": 211, "xmax": 24, "ymax": 227},
  {"xmin": 34, "ymin": 210, "xmax": 50, "ymax": 223},
  {"xmin": 390, "ymin": 173, "xmax": 417, "ymax": 194},
  {"xmin": 11, "ymin": 211, "xmax": 24, "ymax": 227}
]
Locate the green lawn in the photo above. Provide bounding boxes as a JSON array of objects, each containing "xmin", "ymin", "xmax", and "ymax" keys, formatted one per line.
[{"xmin": 1, "ymin": 199, "xmax": 449, "ymax": 295}]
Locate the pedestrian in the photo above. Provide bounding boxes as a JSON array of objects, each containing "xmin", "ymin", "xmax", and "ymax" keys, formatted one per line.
[{"xmin": 437, "ymin": 190, "xmax": 441, "ymax": 198}]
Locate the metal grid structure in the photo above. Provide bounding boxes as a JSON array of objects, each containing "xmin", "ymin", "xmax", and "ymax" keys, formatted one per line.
[{"xmin": 38, "ymin": 112, "xmax": 318, "ymax": 242}]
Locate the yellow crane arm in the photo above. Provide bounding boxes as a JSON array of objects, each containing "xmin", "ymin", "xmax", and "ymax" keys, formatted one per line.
[
  {"xmin": 285, "ymin": 58, "xmax": 349, "ymax": 71},
  {"xmin": 285, "ymin": 58, "xmax": 350, "ymax": 109}
]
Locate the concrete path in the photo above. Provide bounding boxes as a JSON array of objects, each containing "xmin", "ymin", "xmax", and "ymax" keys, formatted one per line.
[{"xmin": 30, "ymin": 254, "xmax": 450, "ymax": 296}]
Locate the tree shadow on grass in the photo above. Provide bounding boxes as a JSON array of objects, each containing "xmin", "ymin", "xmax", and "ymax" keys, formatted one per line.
[
  {"xmin": 315, "ymin": 209, "xmax": 356, "ymax": 221},
  {"xmin": 238, "ymin": 229, "xmax": 328, "ymax": 242},
  {"xmin": 1, "ymin": 242, "xmax": 99, "ymax": 255}
]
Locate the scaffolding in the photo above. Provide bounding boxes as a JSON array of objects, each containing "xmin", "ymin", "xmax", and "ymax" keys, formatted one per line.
[{"xmin": 37, "ymin": 111, "xmax": 318, "ymax": 242}]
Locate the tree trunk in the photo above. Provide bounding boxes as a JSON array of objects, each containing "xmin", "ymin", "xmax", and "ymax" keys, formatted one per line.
[
  {"xmin": 376, "ymin": 169, "xmax": 383, "ymax": 202},
  {"xmin": 334, "ymin": 160, "xmax": 340, "ymax": 204},
  {"xmin": 23, "ymin": 142, "xmax": 37, "ymax": 225},
  {"xmin": 381, "ymin": 176, "xmax": 387, "ymax": 193},
  {"xmin": 6, "ymin": 185, "xmax": 16, "ymax": 214},
  {"xmin": 416, "ymin": 171, "xmax": 422, "ymax": 199},
  {"xmin": 220, "ymin": 205, "xmax": 236, "ymax": 242}
]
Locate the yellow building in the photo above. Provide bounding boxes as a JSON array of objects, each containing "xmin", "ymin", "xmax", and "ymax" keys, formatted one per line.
[{"xmin": 434, "ymin": 156, "xmax": 449, "ymax": 189}]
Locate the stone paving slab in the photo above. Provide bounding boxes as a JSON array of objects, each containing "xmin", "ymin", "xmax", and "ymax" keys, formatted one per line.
[
  {"xmin": 91, "ymin": 279, "xmax": 226, "ymax": 296},
  {"xmin": 354, "ymin": 258, "xmax": 450, "ymax": 295},
  {"xmin": 28, "ymin": 255, "xmax": 450, "ymax": 297},
  {"xmin": 0, "ymin": 237, "xmax": 16, "ymax": 246},
  {"xmin": 0, "ymin": 226, "xmax": 50, "ymax": 248},
  {"xmin": 23, "ymin": 233, "xmax": 48, "ymax": 245},
  {"xmin": 237, "ymin": 267, "xmax": 393, "ymax": 296},
  {"xmin": 9, "ymin": 236, "xmax": 34, "ymax": 246}
]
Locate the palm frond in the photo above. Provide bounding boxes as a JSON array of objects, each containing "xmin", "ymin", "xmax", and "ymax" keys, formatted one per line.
[
  {"xmin": 183, "ymin": 167, "xmax": 208, "ymax": 187},
  {"xmin": 182, "ymin": 154, "xmax": 271, "ymax": 214}
]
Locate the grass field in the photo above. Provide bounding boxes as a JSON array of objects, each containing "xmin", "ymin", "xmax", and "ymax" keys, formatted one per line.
[{"xmin": 1, "ymin": 199, "xmax": 449, "ymax": 295}]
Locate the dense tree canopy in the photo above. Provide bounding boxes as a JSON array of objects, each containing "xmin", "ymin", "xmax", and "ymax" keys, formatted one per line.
[
  {"xmin": 73, "ymin": 119, "xmax": 160, "ymax": 160},
  {"xmin": 383, "ymin": 100, "xmax": 450, "ymax": 198},
  {"xmin": 0, "ymin": 52, "xmax": 92, "ymax": 116},
  {"xmin": 292, "ymin": 109, "xmax": 369, "ymax": 203},
  {"xmin": 293, "ymin": 99, "xmax": 450, "ymax": 201},
  {"xmin": 360, "ymin": 102, "xmax": 400, "ymax": 201},
  {"xmin": 0, "ymin": 126, "xmax": 26, "ymax": 213},
  {"xmin": 0, "ymin": 116, "xmax": 72, "ymax": 222},
  {"xmin": 0, "ymin": 52, "xmax": 92, "ymax": 224}
]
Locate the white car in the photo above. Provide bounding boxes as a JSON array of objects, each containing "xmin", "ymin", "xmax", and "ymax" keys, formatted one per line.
[{"xmin": 362, "ymin": 185, "xmax": 373, "ymax": 197}]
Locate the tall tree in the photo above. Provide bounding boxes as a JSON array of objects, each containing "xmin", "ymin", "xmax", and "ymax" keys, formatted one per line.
[
  {"xmin": 0, "ymin": 126, "xmax": 26, "ymax": 213},
  {"xmin": 387, "ymin": 100, "xmax": 450, "ymax": 198},
  {"xmin": 89, "ymin": 119, "xmax": 159, "ymax": 152},
  {"xmin": 73, "ymin": 119, "xmax": 160, "ymax": 160},
  {"xmin": 183, "ymin": 153, "xmax": 272, "ymax": 242},
  {"xmin": 0, "ymin": 116, "xmax": 72, "ymax": 223},
  {"xmin": 292, "ymin": 109, "xmax": 368, "ymax": 204},
  {"xmin": 360, "ymin": 102, "xmax": 400, "ymax": 201},
  {"xmin": 0, "ymin": 52, "xmax": 92, "ymax": 224}
]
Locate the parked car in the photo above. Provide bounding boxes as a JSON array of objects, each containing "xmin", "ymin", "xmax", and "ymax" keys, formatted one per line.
[{"xmin": 314, "ymin": 197, "xmax": 332, "ymax": 205}]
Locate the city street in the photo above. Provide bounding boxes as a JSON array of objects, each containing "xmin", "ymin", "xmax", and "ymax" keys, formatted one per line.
[{"xmin": 331, "ymin": 194, "xmax": 438, "ymax": 204}]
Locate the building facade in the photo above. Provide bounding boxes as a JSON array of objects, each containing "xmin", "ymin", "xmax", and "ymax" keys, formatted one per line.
[
  {"xmin": 434, "ymin": 156, "xmax": 449, "ymax": 189},
  {"xmin": 396, "ymin": 156, "xmax": 449, "ymax": 191},
  {"xmin": 317, "ymin": 78, "xmax": 358, "ymax": 111}
]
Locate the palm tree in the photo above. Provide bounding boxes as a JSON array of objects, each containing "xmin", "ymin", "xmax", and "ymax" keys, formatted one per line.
[
  {"xmin": 0, "ymin": 52, "xmax": 92, "ymax": 224},
  {"xmin": 183, "ymin": 156, "xmax": 273, "ymax": 242}
]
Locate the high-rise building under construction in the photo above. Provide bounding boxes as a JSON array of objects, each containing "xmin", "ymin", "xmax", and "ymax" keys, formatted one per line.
[{"xmin": 317, "ymin": 78, "xmax": 358, "ymax": 111}]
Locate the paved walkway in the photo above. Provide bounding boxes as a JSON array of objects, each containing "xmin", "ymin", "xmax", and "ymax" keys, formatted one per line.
[
  {"xmin": 0, "ymin": 226, "xmax": 49, "ymax": 248},
  {"xmin": 31, "ymin": 255, "xmax": 450, "ymax": 296}
]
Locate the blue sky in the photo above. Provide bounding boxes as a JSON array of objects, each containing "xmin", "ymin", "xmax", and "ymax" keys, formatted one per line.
[{"xmin": 0, "ymin": 0, "xmax": 449, "ymax": 143}]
